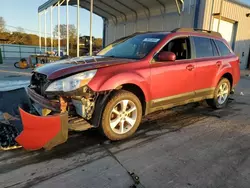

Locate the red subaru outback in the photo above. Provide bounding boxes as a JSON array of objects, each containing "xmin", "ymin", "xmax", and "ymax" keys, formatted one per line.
[{"xmin": 17, "ymin": 28, "xmax": 240, "ymax": 150}]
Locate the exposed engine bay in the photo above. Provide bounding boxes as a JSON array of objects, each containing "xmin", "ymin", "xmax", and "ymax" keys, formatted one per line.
[{"xmin": 30, "ymin": 72, "xmax": 98, "ymax": 120}]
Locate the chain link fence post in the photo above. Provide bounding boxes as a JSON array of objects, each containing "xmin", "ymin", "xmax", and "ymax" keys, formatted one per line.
[
  {"xmin": 0, "ymin": 48, "xmax": 3, "ymax": 64},
  {"xmin": 19, "ymin": 45, "xmax": 22, "ymax": 59},
  {"xmin": 2, "ymin": 45, "xmax": 5, "ymax": 59}
]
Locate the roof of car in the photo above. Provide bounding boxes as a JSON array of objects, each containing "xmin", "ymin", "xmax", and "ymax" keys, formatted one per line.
[
  {"xmin": 132, "ymin": 31, "xmax": 171, "ymax": 35},
  {"xmin": 109, "ymin": 28, "xmax": 223, "ymax": 46},
  {"xmin": 128, "ymin": 28, "xmax": 222, "ymax": 39},
  {"xmin": 172, "ymin": 28, "xmax": 222, "ymax": 38}
]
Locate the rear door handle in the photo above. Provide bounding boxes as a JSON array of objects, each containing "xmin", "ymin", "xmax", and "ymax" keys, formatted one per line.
[
  {"xmin": 186, "ymin": 64, "xmax": 194, "ymax": 71},
  {"xmin": 216, "ymin": 61, "xmax": 222, "ymax": 67}
]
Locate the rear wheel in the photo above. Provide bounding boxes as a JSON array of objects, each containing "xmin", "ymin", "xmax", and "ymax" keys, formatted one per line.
[
  {"xmin": 207, "ymin": 78, "xmax": 231, "ymax": 109},
  {"xmin": 100, "ymin": 90, "xmax": 142, "ymax": 141}
]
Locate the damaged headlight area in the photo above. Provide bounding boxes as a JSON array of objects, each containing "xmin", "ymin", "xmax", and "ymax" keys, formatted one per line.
[
  {"xmin": 46, "ymin": 70, "xmax": 97, "ymax": 92},
  {"xmin": 44, "ymin": 70, "xmax": 99, "ymax": 121}
]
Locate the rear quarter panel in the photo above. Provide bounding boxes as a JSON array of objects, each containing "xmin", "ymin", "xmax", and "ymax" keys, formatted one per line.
[
  {"xmin": 231, "ymin": 56, "xmax": 240, "ymax": 87},
  {"xmin": 213, "ymin": 55, "xmax": 240, "ymax": 88}
]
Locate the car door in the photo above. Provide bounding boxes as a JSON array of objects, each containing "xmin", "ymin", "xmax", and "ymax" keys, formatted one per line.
[
  {"xmin": 192, "ymin": 36, "xmax": 221, "ymax": 98},
  {"xmin": 150, "ymin": 37, "xmax": 196, "ymax": 109}
]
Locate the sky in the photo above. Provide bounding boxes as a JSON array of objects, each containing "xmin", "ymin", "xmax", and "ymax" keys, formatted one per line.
[
  {"xmin": 0, "ymin": 0, "xmax": 249, "ymax": 38},
  {"xmin": 1, "ymin": 0, "xmax": 103, "ymax": 38},
  {"xmin": 236, "ymin": 0, "xmax": 250, "ymax": 5}
]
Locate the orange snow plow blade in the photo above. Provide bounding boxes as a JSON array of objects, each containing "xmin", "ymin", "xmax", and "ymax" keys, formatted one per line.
[{"xmin": 15, "ymin": 108, "xmax": 68, "ymax": 150}]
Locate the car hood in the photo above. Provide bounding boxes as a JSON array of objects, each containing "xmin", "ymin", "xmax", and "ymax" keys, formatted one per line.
[{"xmin": 34, "ymin": 56, "xmax": 135, "ymax": 80}]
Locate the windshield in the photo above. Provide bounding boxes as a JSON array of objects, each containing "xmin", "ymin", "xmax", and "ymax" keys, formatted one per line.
[{"xmin": 98, "ymin": 33, "xmax": 165, "ymax": 59}]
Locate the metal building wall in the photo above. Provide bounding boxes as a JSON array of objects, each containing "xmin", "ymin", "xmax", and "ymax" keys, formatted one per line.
[
  {"xmin": 201, "ymin": 0, "xmax": 250, "ymax": 69},
  {"xmin": 104, "ymin": 0, "xmax": 196, "ymax": 45}
]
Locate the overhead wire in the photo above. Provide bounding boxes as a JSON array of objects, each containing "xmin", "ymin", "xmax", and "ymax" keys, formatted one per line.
[{"xmin": 5, "ymin": 24, "xmax": 52, "ymax": 35}]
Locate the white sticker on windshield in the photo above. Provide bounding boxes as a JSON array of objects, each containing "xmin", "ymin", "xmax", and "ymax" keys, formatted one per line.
[{"xmin": 143, "ymin": 38, "xmax": 160, "ymax": 42}]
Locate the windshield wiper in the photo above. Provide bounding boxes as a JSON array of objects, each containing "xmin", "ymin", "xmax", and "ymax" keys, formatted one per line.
[
  {"xmin": 104, "ymin": 55, "xmax": 116, "ymax": 58},
  {"xmin": 103, "ymin": 55, "xmax": 139, "ymax": 60}
]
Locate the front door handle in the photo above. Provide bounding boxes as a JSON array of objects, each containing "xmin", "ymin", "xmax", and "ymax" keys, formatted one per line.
[
  {"xmin": 186, "ymin": 64, "xmax": 194, "ymax": 71},
  {"xmin": 216, "ymin": 61, "xmax": 222, "ymax": 67}
]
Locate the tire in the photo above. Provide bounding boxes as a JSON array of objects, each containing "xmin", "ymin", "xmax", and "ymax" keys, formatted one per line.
[
  {"xmin": 100, "ymin": 90, "xmax": 142, "ymax": 141},
  {"xmin": 14, "ymin": 62, "xmax": 29, "ymax": 69},
  {"xmin": 14, "ymin": 62, "xmax": 21, "ymax": 69},
  {"xmin": 206, "ymin": 78, "xmax": 231, "ymax": 109}
]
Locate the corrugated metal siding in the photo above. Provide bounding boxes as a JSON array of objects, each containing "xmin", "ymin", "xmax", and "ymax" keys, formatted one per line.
[
  {"xmin": 104, "ymin": 1, "xmax": 196, "ymax": 46},
  {"xmin": 125, "ymin": 22, "xmax": 136, "ymax": 36},
  {"xmin": 202, "ymin": 0, "xmax": 250, "ymax": 69}
]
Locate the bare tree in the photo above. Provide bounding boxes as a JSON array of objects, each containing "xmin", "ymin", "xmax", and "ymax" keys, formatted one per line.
[
  {"xmin": 95, "ymin": 38, "xmax": 103, "ymax": 49},
  {"xmin": 8, "ymin": 32, "xmax": 26, "ymax": 44},
  {"xmin": 53, "ymin": 24, "xmax": 77, "ymax": 55},
  {"xmin": 0, "ymin": 17, "xmax": 6, "ymax": 33},
  {"xmin": 16, "ymin": 27, "xmax": 25, "ymax": 33},
  {"xmin": 54, "ymin": 24, "xmax": 77, "ymax": 39}
]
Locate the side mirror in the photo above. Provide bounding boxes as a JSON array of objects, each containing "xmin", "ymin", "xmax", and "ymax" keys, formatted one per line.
[{"xmin": 158, "ymin": 51, "xmax": 176, "ymax": 61}]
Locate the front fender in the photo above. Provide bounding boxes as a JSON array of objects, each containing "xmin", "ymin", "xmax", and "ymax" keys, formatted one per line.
[{"xmin": 89, "ymin": 72, "xmax": 151, "ymax": 102}]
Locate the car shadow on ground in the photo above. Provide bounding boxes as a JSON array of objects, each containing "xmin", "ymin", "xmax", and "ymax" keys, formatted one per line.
[{"xmin": 0, "ymin": 97, "xmax": 241, "ymax": 174}]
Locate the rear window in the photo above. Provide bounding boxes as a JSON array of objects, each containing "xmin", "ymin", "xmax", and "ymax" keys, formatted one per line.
[
  {"xmin": 215, "ymin": 40, "xmax": 231, "ymax": 56},
  {"xmin": 193, "ymin": 37, "xmax": 214, "ymax": 58}
]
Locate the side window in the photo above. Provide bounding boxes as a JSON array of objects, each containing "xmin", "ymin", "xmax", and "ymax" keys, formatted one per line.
[
  {"xmin": 215, "ymin": 40, "xmax": 231, "ymax": 56},
  {"xmin": 160, "ymin": 37, "xmax": 191, "ymax": 60},
  {"xmin": 193, "ymin": 37, "xmax": 213, "ymax": 58},
  {"xmin": 211, "ymin": 40, "xmax": 219, "ymax": 56}
]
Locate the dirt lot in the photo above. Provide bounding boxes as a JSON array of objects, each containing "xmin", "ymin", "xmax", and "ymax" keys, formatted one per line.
[{"xmin": 1, "ymin": 64, "xmax": 250, "ymax": 188}]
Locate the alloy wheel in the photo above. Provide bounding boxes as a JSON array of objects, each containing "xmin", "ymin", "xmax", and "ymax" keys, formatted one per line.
[
  {"xmin": 109, "ymin": 99, "xmax": 137, "ymax": 135},
  {"xmin": 217, "ymin": 82, "xmax": 229, "ymax": 105}
]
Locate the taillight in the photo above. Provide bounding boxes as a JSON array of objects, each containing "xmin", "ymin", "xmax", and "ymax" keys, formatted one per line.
[{"xmin": 236, "ymin": 58, "xmax": 240, "ymax": 65}]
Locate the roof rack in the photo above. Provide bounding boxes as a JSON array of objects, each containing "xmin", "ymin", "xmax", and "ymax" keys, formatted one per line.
[{"xmin": 172, "ymin": 28, "xmax": 222, "ymax": 38}]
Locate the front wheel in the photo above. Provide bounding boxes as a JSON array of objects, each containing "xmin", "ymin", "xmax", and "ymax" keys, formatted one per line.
[
  {"xmin": 100, "ymin": 90, "xmax": 142, "ymax": 141},
  {"xmin": 207, "ymin": 78, "xmax": 231, "ymax": 109}
]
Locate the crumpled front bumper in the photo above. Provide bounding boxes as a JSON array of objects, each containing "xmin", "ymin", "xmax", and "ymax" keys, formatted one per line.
[
  {"xmin": 15, "ymin": 108, "xmax": 68, "ymax": 150},
  {"xmin": 0, "ymin": 88, "xmax": 69, "ymax": 151}
]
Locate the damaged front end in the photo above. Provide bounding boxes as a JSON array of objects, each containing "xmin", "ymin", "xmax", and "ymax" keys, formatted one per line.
[
  {"xmin": 0, "ymin": 105, "xmax": 68, "ymax": 151},
  {"xmin": 19, "ymin": 71, "xmax": 98, "ymax": 150},
  {"xmin": 0, "ymin": 68, "xmax": 105, "ymax": 151},
  {"xmin": 0, "ymin": 88, "xmax": 69, "ymax": 151}
]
